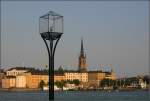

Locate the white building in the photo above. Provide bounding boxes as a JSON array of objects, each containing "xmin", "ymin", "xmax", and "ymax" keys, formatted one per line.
[
  {"xmin": 64, "ymin": 71, "xmax": 88, "ymax": 82},
  {"xmin": 139, "ymin": 79, "xmax": 147, "ymax": 89},
  {"xmin": 6, "ymin": 67, "xmax": 28, "ymax": 76},
  {"xmin": 16, "ymin": 75, "xmax": 26, "ymax": 88}
]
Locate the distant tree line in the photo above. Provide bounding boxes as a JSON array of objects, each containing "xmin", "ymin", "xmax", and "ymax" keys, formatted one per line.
[{"xmin": 100, "ymin": 76, "xmax": 149, "ymax": 88}]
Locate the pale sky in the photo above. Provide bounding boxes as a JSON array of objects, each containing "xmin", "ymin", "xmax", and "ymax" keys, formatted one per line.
[{"xmin": 1, "ymin": 1, "xmax": 149, "ymax": 77}]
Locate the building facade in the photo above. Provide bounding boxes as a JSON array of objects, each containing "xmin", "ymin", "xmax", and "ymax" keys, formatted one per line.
[
  {"xmin": 25, "ymin": 73, "xmax": 48, "ymax": 88},
  {"xmin": 2, "ymin": 77, "xmax": 16, "ymax": 88},
  {"xmin": 88, "ymin": 71, "xmax": 106, "ymax": 88},
  {"xmin": 88, "ymin": 70, "xmax": 116, "ymax": 88},
  {"xmin": 54, "ymin": 74, "xmax": 65, "ymax": 82},
  {"xmin": 2, "ymin": 72, "xmax": 49, "ymax": 89},
  {"xmin": 16, "ymin": 75, "xmax": 26, "ymax": 88},
  {"xmin": 2, "ymin": 67, "xmax": 116, "ymax": 89},
  {"xmin": 64, "ymin": 71, "xmax": 88, "ymax": 83},
  {"xmin": 6, "ymin": 67, "xmax": 28, "ymax": 76},
  {"xmin": 0, "ymin": 72, "xmax": 5, "ymax": 88}
]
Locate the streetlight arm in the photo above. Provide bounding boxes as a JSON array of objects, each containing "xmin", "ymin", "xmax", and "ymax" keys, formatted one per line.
[
  {"xmin": 52, "ymin": 35, "xmax": 62, "ymax": 58},
  {"xmin": 41, "ymin": 36, "xmax": 51, "ymax": 57}
]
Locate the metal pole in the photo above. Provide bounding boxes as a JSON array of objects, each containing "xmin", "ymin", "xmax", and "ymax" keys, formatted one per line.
[
  {"xmin": 49, "ymin": 37, "xmax": 62, "ymax": 100},
  {"xmin": 49, "ymin": 39, "xmax": 54, "ymax": 100},
  {"xmin": 41, "ymin": 36, "xmax": 54, "ymax": 100}
]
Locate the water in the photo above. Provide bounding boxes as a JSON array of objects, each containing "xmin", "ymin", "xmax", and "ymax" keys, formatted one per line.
[{"xmin": 0, "ymin": 90, "xmax": 149, "ymax": 101}]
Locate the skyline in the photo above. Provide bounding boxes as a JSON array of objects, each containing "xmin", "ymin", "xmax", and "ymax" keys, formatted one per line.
[{"xmin": 1, "ymin": 1, "xmax": 149, "ymax": 77}]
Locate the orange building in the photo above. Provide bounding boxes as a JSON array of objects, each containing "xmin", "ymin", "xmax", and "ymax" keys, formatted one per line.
[
  {"xmin": 2, "ymin": 71, "xmax": 65, "ymax": 89},
  {"xmin": 54, "ymin": 73, "xmax": 65, "ymax": 82},
  {"xmin": 24, "ymin": 72, "xmax": 48, "ymax": 88},
  {"xmin": 105, "ymin": 69, "xmax": 116, "ymax": 80},
  {"xmin": 88, "ymin": 70, "xmax": 116, "ymax": 88},
  {"xmin": 2, "ymin": 76, "xmax": 16, "ymax": 88},
  {"xmin": 0, "ymin": 72, "xmax": 5, "ymax": 88}
]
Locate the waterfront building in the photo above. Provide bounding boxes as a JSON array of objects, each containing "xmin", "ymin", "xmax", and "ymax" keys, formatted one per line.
[
  {"xmin": 2, "ymin": 68, "xmax": 49, "ymax": 89},
  {"xmin": 88, "ymin": 71, "xmax": 106, "ymax": 88},
  {"xmin": 6, "ymin": 67, "xmax": 29, "ymax": 76},
  {"xmin": 2, "ymin": 67, "xmax": 116, "ymax": 89},
  {"xmin": 16, "ymin": 75, "xmax": 26, "ymax": 88},
  {"xmin": 1, "ymin": 38, "xmax": 116, "ymax": 89},
  {"xmin": 2, "ymin": 76, "xmax": 16, "ymax": 88},
  {"xmin": 25, "ymin": 72, "xmax": 48, "ymax": 89},
  {"xmin": 105, "ymin": 69, "xmax": 116, "ymax": 80},
  {"xmin": 54, "ymin": 71, "xmax": 65, "ymax": 82},
  {"xmin": 0, "ymin": 72, "xmax": 5, "ymax": 88},
  {"xmin": 64, "ymin": 71, "xmax": 88, "ymax": 83},
  {"xmin": 139, "ymin": 78, "xmax": 147, "ymax": 89},
  {"xmin": 88, "ymin": 70, "xmax": 116, "ymax": 88}
]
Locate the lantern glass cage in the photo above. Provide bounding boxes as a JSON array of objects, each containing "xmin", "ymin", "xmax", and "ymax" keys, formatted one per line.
[{"xmin": 39, "ymin": 11, "xmax": 63, "ymax": 40}]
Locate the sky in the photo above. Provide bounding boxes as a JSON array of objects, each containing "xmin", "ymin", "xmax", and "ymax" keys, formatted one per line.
[{"xmin": 1, "ymin": 1, "xmax": 149, "ymax": 77}]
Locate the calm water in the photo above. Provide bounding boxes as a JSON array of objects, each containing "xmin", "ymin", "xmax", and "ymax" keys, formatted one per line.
[{"xmin": 0, "ymin": 90, "xmax": 149, "ymax": 101}]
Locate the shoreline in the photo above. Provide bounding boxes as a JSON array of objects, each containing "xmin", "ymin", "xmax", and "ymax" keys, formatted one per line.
[
  {"xmin": 0, "ymin": 88, "xmax": 41, "ymax": 92},
  {"xmin": 0, "ymin": 88, "xmax": 148, "ymax": 92}
]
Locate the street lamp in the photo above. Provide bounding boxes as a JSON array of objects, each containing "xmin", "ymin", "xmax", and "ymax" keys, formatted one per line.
[{"xmin": 39, "ymin": 11, "xmax": 63, "ymax": 100}]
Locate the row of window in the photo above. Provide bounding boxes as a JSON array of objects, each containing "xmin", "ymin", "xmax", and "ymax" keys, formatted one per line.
[{"xmin": 7, "ymin": 71, "xmax": 24, "ymax": 75}]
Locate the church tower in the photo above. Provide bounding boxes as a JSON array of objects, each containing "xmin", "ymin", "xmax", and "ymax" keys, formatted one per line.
[{"xmin": 78, "ymin": 38, "xmax": 87, "ymax": 72}]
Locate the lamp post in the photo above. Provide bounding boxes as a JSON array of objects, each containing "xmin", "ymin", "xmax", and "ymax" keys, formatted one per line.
[{"xmin": 39, "ymin": 11, "xmax": 63, "ymax": 100}]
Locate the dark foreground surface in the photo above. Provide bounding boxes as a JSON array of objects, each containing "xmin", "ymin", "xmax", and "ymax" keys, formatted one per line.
[{"xmin": 0, "ymin": 90, "xmax": 149, "ymax": 101}]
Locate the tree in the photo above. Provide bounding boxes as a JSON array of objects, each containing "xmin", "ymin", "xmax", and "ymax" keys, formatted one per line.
[
  {"xmin": 124, "ymin": 78, "xmax": 132, "ymax": 86},
  {"xmin": 100, "ymin": 79, "xmax": 110, "ymax": 87},
  {"xmin": 58, "ymin": 66, "xmax": 64, "ymax": 74},
  {"xmin": 55, "ymin": 80, "xmax": 66, "ymax": 89},
  {"xmin": 100, "ymin": 78, "xmax": 115, "ymax": 87},
  {"xmin": 39, "ymin": 80, "xmax": 45, "ymax": 90},
  {"xmin": 143, "ymin": 76, "xmax": 149, "ymax": 84},
  {"xmin": 73, "ymin": 79, "xmax": 80, "ymax": 86}
]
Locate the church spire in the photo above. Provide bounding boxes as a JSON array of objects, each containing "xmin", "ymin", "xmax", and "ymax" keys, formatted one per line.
[
  {"xmin": 79, "ymin": 37, "xmax": 87, "ymax": 72},
  {"xmin": 81, "ymin": 37, "xmax": 84, "ymax": 55}
]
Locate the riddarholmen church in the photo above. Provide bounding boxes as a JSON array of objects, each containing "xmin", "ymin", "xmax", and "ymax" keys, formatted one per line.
[
  {"xmin": 64, "ymin": 38, "xmax": 116, "ymax": 88},
  {"xmin": 78, "ymin": 38, "xmax": 87, "ymax": 72}
]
